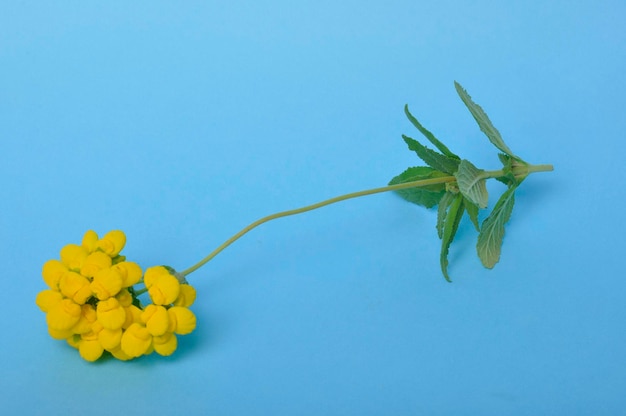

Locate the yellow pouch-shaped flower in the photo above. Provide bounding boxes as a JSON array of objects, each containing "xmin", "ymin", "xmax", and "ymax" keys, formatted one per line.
[
  {"xmin": 42, "ymin": 260, "xmax": 67, "ymax": 291},
  {"xmin": 60, "ymin": 244, "xmax": 88, "ymax": 271},
  {"xmin": 35, "ymin": 290, "xmax": 63, "ymax": 313},
  {"xmin": 173, "ymin": 284, "xmax": 197, "ymax": 307},
  {"xmin": 109, "ymin": 346, "xmax": 133, "ymax": 361},
  {"xmin": 168, "ymin": 307, "xmax": 197, "ymax": 335},
  {"xmin": 115, "ymin": 289, "xmax": 133, "ymax": 307},
  {"xmin": 71, "ymin": 304, "xmax": 97, "ymax": 335},
  {"xmin": 113, "ymin": 261, "xmax": 143, "ymax": 287},
  {"xmin": 48, "ymin": 327, "xmax": 74, "ymax": 340},
  {"xmin": 153, "ymin": 332, "xmax": 177, "ymax": 356},
  {"xmin": 81, "ymin": 251, "xmax": 112, "ymax": 278},
  {"xmin": 97, "ymin": 298, "xmax": 126, "ymax": 330},
  {"xmin": 59, "ymin": 271, "xmax": 92, "ymax": 305},
  {"xmin": 141, "ymin": 305, "xmax": 169, "ymax": 336},
  {"xmin": 143, "ymin": 266, "xmax": 169, "ymax": 287},
  {"xmin": 78, "ymin": 338, "xmax": 104, "ymax": 362},
  {"xmin": 91, "ymin": 268, "xmax": 123, "ymax": 300},
  {"xmin": 148, "ymin": 274, "xmax": 180, "ymax": 306},
  {"xmin": 97, "ymin": 230, "xmax": 126, "ymax": 257},
  {"xmin": 122, "ymin": 304, "xmax": 143, "ymax": 329},
  {"xmin": 120, "ymin": 323, "xmax": 152, "ymax": 358},
  {"xmin": 98, "ymin": 328, "xmax": 123, "ymax": 350},
  {"xmin": 46, "ymin": 298, "xmax": 82, "ymax": 331},
  {"xmin": 81, "ymin": 230, "xmax": 99, "ymax": 253}
]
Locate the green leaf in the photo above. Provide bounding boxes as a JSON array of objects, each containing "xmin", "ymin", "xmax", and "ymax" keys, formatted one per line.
[
  {"xmin": 476, "ymin": 186, "xmax": 516, "ymax": 268},
  {"xmin": 437, "ymin": 191, "xmax": 456, "ymax": 239},
  {"xmin": 389, "ymin": 166, "xmax": 446, "ymax": 185},
  {"xmin": 389, "ymin": 166, "xmax": 448, "ymax": 208},
  {"xmin": 454, "ymin": 159, "xmax": 489, "ymax": 209},
  {"xmin": 454, "ymin": 81, "xmax": 519, "ymax": 159},
  {"xmin": 440, "ymin": 193, "xmax": 465, "ymax": 281},
  {"xmin": 403, "ymin": 135, "xmax": 460, "ymax": 175},
  {"xmin": 497, "ymin": 153, "xmax": 511, "ymax": 167},
  {"xmin": 496, "ymin": 153, "xmax": 518, "ymax": 186},
  {"xmin": 404, "ymin": 105, "xmax": 460, "ymax": 160},
  {"xmin": 463, "ymin": 198, "xmax": 480, "ymax": 231}
]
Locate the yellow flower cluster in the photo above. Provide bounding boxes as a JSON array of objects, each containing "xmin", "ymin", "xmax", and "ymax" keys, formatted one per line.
[{"xmin": 35, "ymin": 230, "xmax": 197, "ymax": 362}]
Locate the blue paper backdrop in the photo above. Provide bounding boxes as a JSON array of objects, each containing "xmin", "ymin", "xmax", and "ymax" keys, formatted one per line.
[{"xmin": 1, "ymin": 1, "xmax": 625, "ymax": 414}]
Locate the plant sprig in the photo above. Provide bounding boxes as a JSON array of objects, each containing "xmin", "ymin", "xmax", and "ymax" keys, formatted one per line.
[
  {"xmin": 389, "ymin": 81, "xmax": 553, "ymax": 280},
  {"xmin": 37, "ymin": 81, "xmax": 554, "ymax": 364}
]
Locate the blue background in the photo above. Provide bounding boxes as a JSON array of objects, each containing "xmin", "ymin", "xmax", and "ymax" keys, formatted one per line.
[{"xmin": 1, "ymin": 1, "xmax": 625, "ymax": 414}]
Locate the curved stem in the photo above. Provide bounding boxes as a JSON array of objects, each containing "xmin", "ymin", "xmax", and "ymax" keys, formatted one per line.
[
  {"xmin": 181, "ymin": 176, "xmax": 456, "ymax": 276},
  {"xmin": 180, "ymin": 162, "xmax": 554, "ymax": 277}
]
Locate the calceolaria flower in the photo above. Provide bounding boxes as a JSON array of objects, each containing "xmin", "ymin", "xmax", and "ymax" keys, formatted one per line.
[{"xmin": 36, "ymin": 230, "xmax": 197, "ymax": 362}]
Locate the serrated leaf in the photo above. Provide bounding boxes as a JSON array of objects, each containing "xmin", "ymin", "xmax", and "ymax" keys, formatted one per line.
[
  {"xmin": 454, "ymin": 81, "xmax": 519, "ymax": 159},
  {"xmin": 437, "ymin": 192, "xmax": 456, "ymax": 239},
  {"xmin": 477, "ymin": 186, "xmax": 516, "ymax": 268},
  {"xmin": 389, "ymin": 166, "xmax": 446, "ymax": 184},
  {"xmin": 440, "ymin": 193, "xmax": 464, "ymax": 281},
  {"xmin": 404, "ymin": 105, "xmax": 460, "ymax": 160},
  {"xmin": 403, "ymin": 135, "xmax": 460, "ymax": 175},
  {"xmin": 389, "ymin": 166, "xmax": 448, "ymax": 208},
  {"xmin": 454, "ymin": 159, "xmax": 489, "ymax": 209},
  {"xmin": 463, "ymin": 198, "xmax": 480, "ymax": 231}
]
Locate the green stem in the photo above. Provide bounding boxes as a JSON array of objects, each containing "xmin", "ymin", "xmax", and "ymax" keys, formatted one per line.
[
  {"xmin": 526, "ymin": 164, "xmax": 554, "ymax": 174},
  {"xmin": 181, "ymin": 176, "xmax": 456, "ymax": 276},
  {"xmin": 181, "ymin": 162, "xmax": 554, "ymax": 277},
  {"xmin": 485, "ymin": 163, "xmax": 554, "ymax": 179}
]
